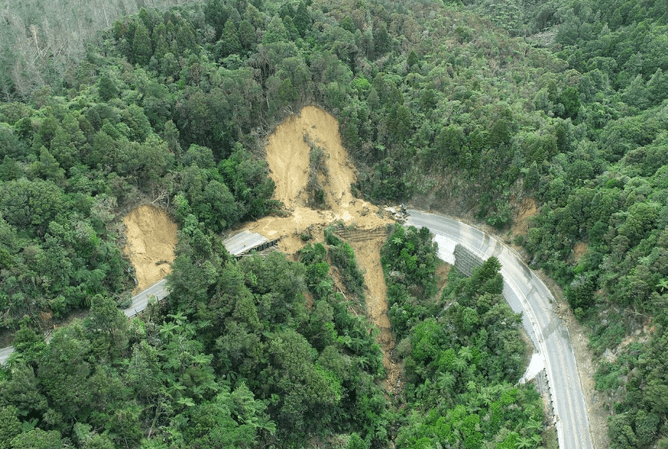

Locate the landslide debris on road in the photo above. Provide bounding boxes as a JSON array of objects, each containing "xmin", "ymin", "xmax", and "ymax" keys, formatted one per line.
[
  {"xmin": 248, "ymin": 106, "xmax": 392, "ymax": 247},
  {"xmin": 123, "ymin": 205, "xmax": 177, "ymax": 293},
  {"xmin": 247, "ymin": 106, "xmax": 400, "ymax": 390}
]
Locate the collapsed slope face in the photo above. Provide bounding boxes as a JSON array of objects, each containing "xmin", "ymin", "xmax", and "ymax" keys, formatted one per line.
[
  {"xmin": 123, "ymin": 205, "xmax": 177, "ymax": 293},
  {"xmin": 251, "ymin": 106, "xmax": 390, "ymax": 252},
  {"xmin": 249, "ymin": 106, "xmax": 400, "ymax": 391},
  {"xmin": 266, "ymin": 105, "xmax": 356, "ymax": 210}
]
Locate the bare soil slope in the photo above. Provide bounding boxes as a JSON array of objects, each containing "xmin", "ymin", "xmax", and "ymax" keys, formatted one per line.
[
  {"xmin": 249, "ymin": 106, "xmax": 399, "ymax": 389},
  {"xmin": 248, "ymin": 106, "xmax": 392, "ymax": 243},
  {"xmin": 266, "ymin": 105, "xmax": 356, "ymax": 210},
  {"xmin": 123, "ymin": 205, "xmax": 177, "ymax": 293},
  {"xmin": 349, "ymin": 237, "xmax": 401, "ymax": 393}
]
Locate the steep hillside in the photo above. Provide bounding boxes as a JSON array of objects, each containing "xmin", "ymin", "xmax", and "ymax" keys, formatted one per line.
[
  {"xmin": 2, "ymin": 0, "xmax": 668, "ymax": 446},
  {"xmin": 122, "ymin": 204, "xmax": 177, "ymax": 293}
]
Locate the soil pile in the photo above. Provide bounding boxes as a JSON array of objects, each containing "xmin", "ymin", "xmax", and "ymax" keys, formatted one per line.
[
  {"xmin": 123, "ymin": 205, "xmax": 177, "ymax": 293},
  {"xmin": 266, "ymin": 106, "xmax": 356, "ymax": 210},
  {"xmin": 349, "ymin": 237, "xmax": 402, "ymax": 393},
  {"xmin": 512, "ymin": 197, "xmax": 538, "ymax": 237}
]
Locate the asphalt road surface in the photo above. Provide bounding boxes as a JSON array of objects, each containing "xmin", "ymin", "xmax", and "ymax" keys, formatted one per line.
[
  {"xmin": 0, "ymin": 213, "xmax": 594, "ymax": 449},
  {"xmin": 0, "ymin": 232, "xmax": 264, "ymax": 365},
  {"xmin": 123, "ymin": 279, "xmax": 169, "ymax": 317},
  {"xmin": 223, "ymin": 230, "xmax": 269, "ymax": 256},
  {"xmin": 0, "ymin": 279, "xmax": 170, "ymax": 365},
  {"xmin": 406, "ymin": 209, "xmax": 593, "ymax": 449},
  {"xmin": 0, "ymin": 346, "xmax": 12, "ymax": 366}
]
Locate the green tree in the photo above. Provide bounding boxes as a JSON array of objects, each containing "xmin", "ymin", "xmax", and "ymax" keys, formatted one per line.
[
  {"xmin": 185, "ymin": 383, "xmax": 275, "ymax": 448},
  {"xmin": 97, "ymin": 75, "xmax": 118, "ymax": 102},
  {"xmin": 239, "ymin": 19, "xmax": 257, "ymax": 51},
  {"xmin": 133, "ymin": 21, "xmax": 153, "ymax": 65},
  {"xmin": 407, "ymin": 49, "xmax": 419, "ymax": 69},
  {"xmin": 217, "ymin": 18, "xmax": 242, "ymax": 58},
  {"xmin": 37, "ymin": 324, "xmax": 93, "ymax": 423},
  {"xmin": 83, "ymin": 294, "xmax": 129, "ymax": 360},
  {"xmin": 0, "ymin": 362, "xmax": 49, "ymax": 416},
  {"xmin": 294, "ymin": 1, "xmax": 311, "ymax": 37},
  {"xmin": 373, "ymin": 22, "xmax": 391, "ymax": 57},
  {"xmin": 204, "ymin": 0, "xmax": 230, "ymax": 39},
  {"xmin": 558, "ymin": 86, "xmax": 581, "ymax": 119},
  {"xmin": 10, "ymin": 429, "xmax": 63, "ymax": 449},
  {"xmin": 263, "ymin": 16, "xmax": 289, "ymax": 44},
  {"xmin": 0, "ymin": 406, "xmax": 21, "ymax": 449}
]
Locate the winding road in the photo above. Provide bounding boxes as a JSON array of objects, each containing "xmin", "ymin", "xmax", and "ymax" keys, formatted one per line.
[
  {"xmin": 406, "ymin": 209, "xmax": 593, "ymax": 449},
  {"xmin": 0, "ymin": 280, "xmax": 171, "ymax": 365},
  {"xmin": 0, "ymin": 214, "xmax": 594, "ymax": 449}
]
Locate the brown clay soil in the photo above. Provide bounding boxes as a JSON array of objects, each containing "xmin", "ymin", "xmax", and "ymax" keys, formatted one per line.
[
  {"xmin": 247, "ymin": 106, "xmax": 391, "ymax": 248},
  {"xmin": 122, "ymin": 204, "xmax": 177, "ymax": 293},
  {"xmin": 349, "ymin": 237, "xmax": 401, "ymax": 393},
  {"xmin": 572, "ymin": 242, "xmax": 588, "ymax": 264},
  {"xmin": 246, "ymin": 106, "xmax": 400, "ymax": 389},
  {"xmin": 512, "ymin": 197, "xmax": 538, "ymax": 237},
  {"xmin": 266, "ymin": 105, "xmax": 357, "ymax": 210},
  {"xmin": 435, "ymin": 261, "xmax": 452, "ymax": 298}
]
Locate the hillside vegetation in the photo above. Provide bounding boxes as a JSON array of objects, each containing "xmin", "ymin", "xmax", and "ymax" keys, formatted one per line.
[{"xmin": 1, "ymin": 0, "xmax": 668, "ymax": 447}]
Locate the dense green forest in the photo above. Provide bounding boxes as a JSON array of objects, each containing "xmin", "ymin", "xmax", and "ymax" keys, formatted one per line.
[
  {"xmin": 2, "ymin": 0, "xmax": 668, "ymax": 446},
  {"xmin": 0, "ymin": 220, "xmax": 545, "ymax": 448}
]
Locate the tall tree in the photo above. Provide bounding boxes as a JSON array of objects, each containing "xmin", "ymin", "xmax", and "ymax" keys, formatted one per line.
[
  {"xmin": 133, "ymin": 21, "xmax": 153, "ymax": 65},
  {"xmin": 217, "ymin": 18, "xmax": 242, "ymax": 58},
  {"xmin": 294, "ymin": 1, "xmax": 311, "ymax": 37}
]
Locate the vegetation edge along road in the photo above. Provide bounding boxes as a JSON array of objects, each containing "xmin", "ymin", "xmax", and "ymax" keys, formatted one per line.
[
  {"xmin": 0, "ymin": 279, "xmax": 170, "ymax": 365},
  {"xmin": 0, "ymin": 231, "xmax": 272, "ymax": 365},
  {"xmin": 0, "ymin": 211, "xmax": 593, "ymax": 448},
  {"xmin": 406, "ymin": 208, "xmax": 594, "ymax": 449}
]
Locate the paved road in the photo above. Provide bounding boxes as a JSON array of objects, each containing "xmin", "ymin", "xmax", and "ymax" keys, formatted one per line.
[
  {"xmin": 0, "ymin": 280, "xmax": 172, "ymax": 365},
  {"xmin": 0, "ymin": 346, "xmax": 13, "ymax": 366},
  {"xmin": 123, "ymin": 279, "xmax": 169, "ymax": 317},
  {"xmin": 406, "ymin": 209, "xmax": 593, "ymax": 449},
  {"xmin": 0, "ymin": 231, "xmax": 267, "ymax": 366},
  {"xmin": 0, "ymin": 214, "xmax": 594, "ymax": 449},
  {"xmin": 223, "ymin": 230, "xmax": 269, "ymax": 256}
]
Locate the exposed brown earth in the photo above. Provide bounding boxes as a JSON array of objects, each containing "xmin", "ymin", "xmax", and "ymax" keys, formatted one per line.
[
  {"xmin": 572, "ymin": 242, "xmax": 588, "ymax": 264},
  {"xmin": 248, "ymin": 106, "xmax": 400, "ymax": 391},
  {"xmin": 347, "ymin": 234, "xmax": 402, "ymax": 393},
  {"xmin": 122, "ymin": 204, "xmax": 177, "ymax": 293},
  {"xmin": 512, "ymin": 197, "xmax": 538, "ymax": 238}
]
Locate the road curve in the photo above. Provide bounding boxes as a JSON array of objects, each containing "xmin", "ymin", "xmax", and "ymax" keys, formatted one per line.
[
  {"xmin": 123, "ymin": 279, "xmax": 169, "ymax": 318},
  {"xmin": 406, "ymin": 209, "xmax": 593, "ymax": 449}
]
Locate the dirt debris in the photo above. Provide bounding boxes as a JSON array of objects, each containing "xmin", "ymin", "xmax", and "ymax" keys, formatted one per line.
[
  {"xmin": 266, "ymin": 106, "xmax": 357, "ymax": 210},
  {"xmin": 435, "ymin": 261, "xmax": 452, "ymax": 298},
  {"xmin": 249, "ymin": 106, "xmax": 390, "ymax": 246},
  {"xmin": 572, "ymin": 242, "xmax": 588, "ymax": 264},
  {"xmin": 511, "ymin": 197, "xmax": 538, "ymax": 237},
  {"xmin": 348, "ymin": 236, "xmax": 402, "ymax": 393},
  {"xmin": 122, "ymin": 205, "xmax": 177, "ymax": 294},
  {"xmin": 248, "ymin": 106, "xmax": 399, "ymax": 390}
]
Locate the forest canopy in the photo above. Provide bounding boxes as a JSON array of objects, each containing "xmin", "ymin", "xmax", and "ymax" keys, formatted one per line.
[{"xmin": 1, "ymin": 0, "xmax": 668, "ymax": 447}]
